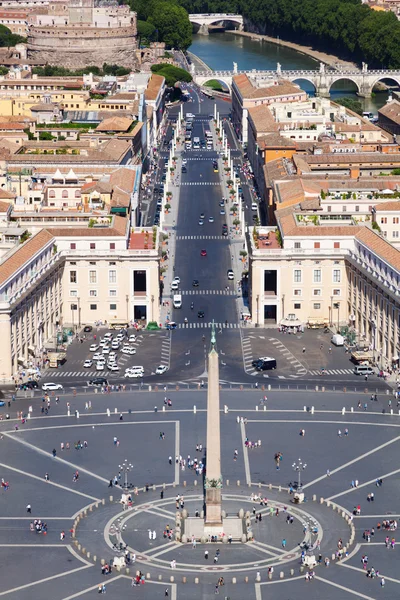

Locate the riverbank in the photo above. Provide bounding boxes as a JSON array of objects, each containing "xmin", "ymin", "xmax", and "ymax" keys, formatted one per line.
[{"xmin": 230, "ymin": 31, "xmax": 357, "ymax": 70}]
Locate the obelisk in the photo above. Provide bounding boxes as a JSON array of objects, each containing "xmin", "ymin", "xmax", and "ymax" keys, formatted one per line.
[{"xmin": 204, "ymin": 321, "xmax": 223, "ymax": 526}]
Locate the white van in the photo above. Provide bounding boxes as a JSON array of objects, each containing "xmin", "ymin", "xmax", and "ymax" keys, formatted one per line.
[
  {"xmin": 354, "ymin": 365, "xmax": 374, "ymax": 376},
  {"xmin": 331, "ymin": 334, "xmax": 344, "ymax": 346},
  {"xmin": 173, "ymin": 294, "xmax": 182, "ymax": 309},
  {"xmin": 251, "ymin": 202, "xmax": 258, "ymax": 211}
]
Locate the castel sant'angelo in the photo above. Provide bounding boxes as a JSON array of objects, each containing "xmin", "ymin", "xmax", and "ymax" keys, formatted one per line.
[{"xmin": 27, "ymin": 0, "xmax": 138, "ymax": 68}]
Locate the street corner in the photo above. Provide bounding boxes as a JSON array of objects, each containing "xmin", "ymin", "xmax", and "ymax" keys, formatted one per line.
[{"xmin": 241, "ymin": 331, "xmax": 307, "ymax": 379}]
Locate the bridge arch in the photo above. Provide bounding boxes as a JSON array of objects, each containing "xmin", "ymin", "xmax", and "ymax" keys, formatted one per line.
[
  {"xmin": 370, "ymin": 76, "xmax": 400, "ymax": 93},
  {"xmin": 328, "ymin": 77, "xmax": 361, "ymax": 95},
  {"xmin": 206, "ymin": 16, "xmax": 243, "ymax": 28},
  {"xmin": 291, "ymin": 78, "xmax": 317, "ymax": 95},
  {"xmin": 202, "ymin": 77, "xmax": 232, "ymax": 94}
]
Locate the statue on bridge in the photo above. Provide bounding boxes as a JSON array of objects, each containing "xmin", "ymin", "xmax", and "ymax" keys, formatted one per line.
[
  {"xmin": 190, "ymin": 63, "xmax": 195, "ymax": 75},
  {"xmin": 319, "ymin": 62, "xmax": 325, "ymax": 74},
  {"xmin": 276, "ymin": 62, "xmax": 281, "ymax": 76},
  {"xmin": 233, "ymin": 62, "xmax": 238, "ymax": 74},
  {"xmin": 362, "ymin": 62, "xmax": 368, "ymax": 73}
]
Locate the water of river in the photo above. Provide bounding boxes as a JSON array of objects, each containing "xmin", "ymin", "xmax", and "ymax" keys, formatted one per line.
[{"xmin": 189, "ymin": 32, "xmax": 395, "ymax": 113}]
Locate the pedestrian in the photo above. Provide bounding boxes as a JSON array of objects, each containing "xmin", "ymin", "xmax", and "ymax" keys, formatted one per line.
[
  {"xmin": 215, "ymin": 584, "xmax": 219, "ymax": 594},
  {"xmin": 204, "ymin": 550, "xmax": 208, "ymax": 560},
  {"xmin": 282, "ymin": 538, "xmax": 286, "ymax": 548},
  {"xmin": 381, "ymin": 577, "xmax": 385, "ymax": 587},
  {"xmin": 26, "ymin": 504, "xmax": 31, "ymax": 514},
  {"xmin": 165, "ymin": 589, "xmax": 169, "ymax": 597},
  {"xmin": 44, "ymin": 473, "xmax": 49, "ymax": 482}
]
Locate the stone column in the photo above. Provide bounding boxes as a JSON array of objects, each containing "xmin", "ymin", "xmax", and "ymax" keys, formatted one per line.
[{"xmin": 205, "ymin": 337, "xmax": 222, "ymax": 526}]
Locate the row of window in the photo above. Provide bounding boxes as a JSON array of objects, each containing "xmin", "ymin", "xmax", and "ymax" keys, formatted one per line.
[
  {"xmin": 293, "ymin": 288, "xmax": 341, "ymax": 296},
  {"xmin": 380, "ymin": 217, "xmax": 400, "ymax": 224},
  {"xmin": 48, "ymin": 190, "xmax": 81, "ymax": 198},
  {"xmin": 294, "ymin": 242, "xmax": 341, "ymax": 249},
  {"xmin": 293, "ymin": 269, "xmax": 341, "ymax": 283},
  {"xmin": 71, "ymin": 303, "xmax": 117, "ymax": 311},
  {"xmin": 294, "ymin": 303, "xmax": 323, "ymax": 310},
  {"xmin": 70, "ymin": 289, "xmax": 118, "ymax": 297},
  {"xmin": 381, "ymin": 231, "xmax": 399, "ymax": 239},
  {"xmin": 69, "ymin": 243, "xmax": 116, "ymax": 251},
  {"xmin": 70, "ymin": 270, "xmax": 117, "ymax": 284}
]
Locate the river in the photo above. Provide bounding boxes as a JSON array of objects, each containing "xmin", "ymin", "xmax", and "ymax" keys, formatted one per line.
[{"xmin": 189, "ymin": 32, "xmax": 394, "ymax": 113}]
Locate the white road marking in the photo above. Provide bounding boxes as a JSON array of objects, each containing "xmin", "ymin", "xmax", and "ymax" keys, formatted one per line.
[
  {"xmin": 316, "ymin": 575, "xmax": 376, "ymax": 600},
  {"xmin": 240, "ymin": 420, "xmax": 251, "ymax": 485},
  {"xmin": 327, "ymin": 467, "xmax": 400, "ymax": 500}
]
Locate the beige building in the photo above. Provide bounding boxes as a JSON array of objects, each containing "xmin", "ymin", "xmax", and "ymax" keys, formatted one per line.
[
  {"xmin": 373, "ymin": 200, "xmax": 400, "ymax": 247},
  {"xmin": 0, "ymin": 219, "xmax": 161, "ymax": 379},
  {"xmin": 249, "ymin": 202, "xmax": 400, "ymax": 367}
]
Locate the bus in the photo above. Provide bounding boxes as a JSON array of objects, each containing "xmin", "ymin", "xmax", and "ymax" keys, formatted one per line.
[
  {"xmin": 205, "ymin": 130, "xmax": 212, "ymax": 141},
  {"xmin": 193, "ymin": 136, "xmax": 200, "ymax": 150}
]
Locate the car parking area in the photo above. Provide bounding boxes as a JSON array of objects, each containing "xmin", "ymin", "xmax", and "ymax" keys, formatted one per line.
[{"xmin": 40, "ymin": 327, "xmax": 171, "ymax": 383}]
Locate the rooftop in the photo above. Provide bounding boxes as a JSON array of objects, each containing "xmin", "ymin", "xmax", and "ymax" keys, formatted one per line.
[
  {"xmin": 0, "ymin": 229, "xmax": 54, "ymax": 287},
  {"xmin": 378, "ymin": 100, "xmax": 400, "ymax": 125},
  {"xmin": 128, "ymin": 230, "xmax": 156, "ymax": 250},
  {"xmin": 233, "ymin": 74, "xmax": 305, "ymax": 100},
  {"xmin": 144, "ymin": 74, "xmax": 165, "ymax": 101},
  {"xmin": 355, "ymin": 227, "xmax": 400, "ymax": 271}
]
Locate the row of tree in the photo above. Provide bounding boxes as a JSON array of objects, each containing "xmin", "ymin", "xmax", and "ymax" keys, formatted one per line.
[{"xmin": 177, "ymin": 0, "xmax": 400, "ymax": 68}]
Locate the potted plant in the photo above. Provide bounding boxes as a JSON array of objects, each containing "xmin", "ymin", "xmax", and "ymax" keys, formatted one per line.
[
  {"xmin": 227, "ymin": 179, "xmax": 233, "ymax": 188},
  {"xmin": 165, "ymin": 203, "xmax": 171, "ymax": 213}
]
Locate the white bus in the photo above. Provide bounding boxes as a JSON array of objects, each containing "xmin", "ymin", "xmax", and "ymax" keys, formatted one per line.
[
  {"xmin": 193, "ymin": 136, "xmax": 200, "ymax": 150},
  {"xmin": 205, "ymin": 130, "xmax": 212, "ymax": 140}
]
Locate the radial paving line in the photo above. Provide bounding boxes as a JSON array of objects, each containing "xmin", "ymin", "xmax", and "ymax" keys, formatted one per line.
[
  {"xmin": 327, "ymin": 466, "xmax": 400, "ymax": 500},
  {"xmin": 240, "ymin": 420, "xmax": 251, "ymax": 485},
  {"xmin": 175, "ymin": 420, "xmax": 180, "ymax": 485},
  {"xmin": 0, "ymin": 460, "xmax": 100, "ymax": 501},
  {"xmin": 302, "ymin": 433, "xmax": 400, "ymax": 490},
  {"xmin": 3, "ymin": 433, "xmax": 109, "ymax": 484},
  {"xmin": 316, "ymin": 575, "xmax": 378, "ymax": 600},
  {"xmin": 0, "ymin": 563, "xmax": 93, "ymax": 597}
]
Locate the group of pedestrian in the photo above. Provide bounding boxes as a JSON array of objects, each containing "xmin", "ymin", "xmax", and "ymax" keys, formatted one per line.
[{"xmin": 29, "ymin": 519, "xmax": 47, "ymax": 534}]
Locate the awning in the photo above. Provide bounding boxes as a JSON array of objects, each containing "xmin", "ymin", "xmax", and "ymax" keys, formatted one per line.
[
  {"xmin": 17, "ymin": 356, "xmax": 27, "ymax": 366},
  {"xmin": 281, "ymin": 318, "xmax": 303, "ymax": 327},
  {"xmin": 392, "ymin": 355, "xmax": 399, "ymax": 361},
  {"xmin": 110, "ymin": 207, "xmax": 127, "ymax": 215}
]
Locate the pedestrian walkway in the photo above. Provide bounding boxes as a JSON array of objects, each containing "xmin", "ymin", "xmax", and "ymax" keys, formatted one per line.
[
  {"xmin": 43, "ymin": 370, "xmax": 110, "ymax": 378},
  {"xmin": 176, "ymin": 235, "xmax": 227, "ymax": 240},
  {"xmin": 177, "ymin": 322, "xmax": 239, "ymax": 329},
  {"xmin": 181, "ymin": 289, "xmax": 236, "ymax": 295},
  {"xmin": 183, "ymin": 157, "xmax": 217, "ymax": 161},
  {"xmin": 181, "ymin": 182, "xmax": 221, "ymax": 186},
  {"xmin": 308, "ymin": 368, "xmax": 355, "ymax": 375}
]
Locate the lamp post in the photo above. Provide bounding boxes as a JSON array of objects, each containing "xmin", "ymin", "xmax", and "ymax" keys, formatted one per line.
[
  {"xmin": 119, "ymin": 459, "xmax": 133, "ymax": 491},
  {"xmin": 151, "ymin": 294, "xmax": 154, "ymax": 322},
  {"xmin": 126, "ymin": 294, "xmax": 129, "ymax": 322},
  {"xmin": 77, "ymin": 296, "xmax": 81, "ymax": 329},
  {"xmin": 330, "ymin": 295, "xmax": 333, "ymax": 327},
  {"xmin": 334, "ymin": 302, "xmax": 340, "ymax": 333},
  {"xmin": 292, "ymin": 457, "xmax": 307, "ymax": 490}
]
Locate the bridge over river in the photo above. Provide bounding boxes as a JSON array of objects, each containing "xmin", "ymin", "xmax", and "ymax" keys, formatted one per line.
[
  {"xmin": 192, "ymin": 63, "xmax": 400, "ymax": 97},
  {"xmin": 188, "ymin": 13, "xmax": 243, "ymax": 35}
]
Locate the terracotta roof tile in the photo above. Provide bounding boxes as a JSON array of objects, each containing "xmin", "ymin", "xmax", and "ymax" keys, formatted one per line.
[
  {"xmin": 144, "ymin": 74, "xmax": 165, "ymax": 101},
  {"xmin": 373, "ymin": 200, "xmax": 400, "ymax": 212},
  {"xmin": 0, "ymin": 229, "xmax": 54, "ymax": 286},
  {"xmin": 233, "ymin": 75, "xmax": 305, "ymax": 99},
  {"xmin": 95, "ymin": 117, "xmax": 134, "ymax": 132},
  {"xmin": 356, "ymin": 227, "xmax": 400, "ymax": 271},
  {"xmin": 378, "ymin": 100, "xmax": 400, "ymax": 125}
]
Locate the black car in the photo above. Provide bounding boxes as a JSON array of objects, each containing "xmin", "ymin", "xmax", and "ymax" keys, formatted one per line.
[
  {"xmin": 88, "ymin": 377, "xmax": 109, "ymax": 386},
  {"xmin": 22, "ymin": 381, "xmax": 39, "ymax": 390},
  {"xmin": 181, "ymin": 166, "xmax": 187, "ymax": 173},
  {"xmin": 84, "ymin": 325, "xmax": 92, "ymax": 333},
  {"xmin": 197, "ymin": 310, "xmax": 205, "ymax": 319},
  {"xmin": 192, "ymin": 279, "xmax": 199, "ymax": 287}
]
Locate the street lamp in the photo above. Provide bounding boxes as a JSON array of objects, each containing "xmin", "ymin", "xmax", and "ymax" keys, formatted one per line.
[
  {"xmin": 334, "ymin": 302, "xmax": 340, "ymax": 333},
  {"xmin": 292, "ymin": 458, "xmax": 307, "ymax": 490},
  {"xmin": 330, "ymin": 295, "xmax": 333, "ymax": 327},
  {"xmin": 151, "ymin": 294, "xmax": 154, "ymax": 322},
  {"xmin": 119, "ymin": 459, "xmax": 133, "ymax": 491}
]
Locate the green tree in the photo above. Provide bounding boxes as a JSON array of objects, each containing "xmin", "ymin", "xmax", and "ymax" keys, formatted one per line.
[
  {"xmin": 151, "ymin": 63, "xmax": 192, "ymax": 86},
  {"xmin": 137, "ymin": 19, "xmax": 156, "ymax": 41},
  {"xmin": 335, "ymin": 97, "xmax": 363, "ymax": 116},
  {"xmin": 149, "ymin": 2, "xmax": 192, "ymax": 49},
  {"xmin": 0, "ymin": 24, "xmax": 26, "ymax": 47}
]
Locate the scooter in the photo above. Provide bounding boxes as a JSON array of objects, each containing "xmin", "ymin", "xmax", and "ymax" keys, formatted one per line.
[{"xmin": 190, "ymin": 302, "xmax": 194, "ymax": 310}]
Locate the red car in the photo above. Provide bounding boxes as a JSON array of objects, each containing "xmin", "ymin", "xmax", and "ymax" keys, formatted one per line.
[{"xmin": 200, "ymin": 249, "xmax": 207, "ymax": 256}]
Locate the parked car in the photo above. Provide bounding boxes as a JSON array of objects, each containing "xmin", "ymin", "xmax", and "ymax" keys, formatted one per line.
[
  {"xmin": 156, "ymin": 365, "xmax": 168, "ymax": 375},
  {"xmin": 42, "ymin": 382, "xmax": 63, "ymax": 391}
]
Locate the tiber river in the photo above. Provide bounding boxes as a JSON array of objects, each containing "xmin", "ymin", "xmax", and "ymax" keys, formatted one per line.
[{"xmin": 190, "ymin": 32, "xmax": 396, "ymax": 113}]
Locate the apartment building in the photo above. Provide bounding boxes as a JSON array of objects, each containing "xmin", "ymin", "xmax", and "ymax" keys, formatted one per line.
[
  {"xmin": 232, "ymin": 74, "xmax": 307, "ymax": 145},
  {"xmin": 0, "ymin": 219, "xmax": 161, "ymax": 379}
]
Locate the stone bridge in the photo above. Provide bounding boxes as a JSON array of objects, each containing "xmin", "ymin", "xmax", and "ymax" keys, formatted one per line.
[
  {"xmin": 193, "ymin": 63, "xmax": 400, "ymax": 97},
  {"xmin": 189, "ymin": 13, "xmax": 243, "ymax": 35}
]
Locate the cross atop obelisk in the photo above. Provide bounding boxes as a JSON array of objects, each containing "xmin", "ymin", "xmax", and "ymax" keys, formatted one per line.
[{"xmin": 204, "ymin": 320, "xmax": 222, "ymax": 526}]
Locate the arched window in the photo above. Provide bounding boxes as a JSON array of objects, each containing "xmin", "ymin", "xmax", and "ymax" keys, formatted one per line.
[
  {"xmin": 48, "ymin": 190, "xmax": 55, "ymax": 198},
  {"xmin": 75, "ymin": 190, "xmax": 81, "ymax": 198},
  {"xmin": 62, "ymin": 190, "xmax": 68, "ymax": 198}
]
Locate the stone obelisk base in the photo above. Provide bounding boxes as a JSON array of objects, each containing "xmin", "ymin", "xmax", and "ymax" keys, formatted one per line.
[{"xmin": 205, "ymin": 488, "xmax": 222, "ymax": 525}]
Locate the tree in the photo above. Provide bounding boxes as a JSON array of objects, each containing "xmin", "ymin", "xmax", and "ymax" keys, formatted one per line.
[
  {"xmin": 335, "ymin": 97, "xmax": 363, "ymax": 116},
  {"xmin": 137, "ymin": 19, "xmax": 156, "ymax": 41},
  {"xmin": 149, "ymin": 2, "xmax": 192, "ymax": 49},
  {"xmin": 0, "ymin": 24, "xmax": 25, "ymax": 47},
  {"xmin": 151, "ymin": 63, "xmax": 192, "ymax": 86}
]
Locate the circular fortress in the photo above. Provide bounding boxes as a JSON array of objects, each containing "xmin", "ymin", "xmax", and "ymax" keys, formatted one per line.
[{"xmin": 27, "ymin": 0, "xmax": 138, "ymax": 69}]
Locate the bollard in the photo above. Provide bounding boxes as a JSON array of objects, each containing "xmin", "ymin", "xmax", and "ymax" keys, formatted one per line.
[
  {"xmin": 224, "ymin": 405, "xmax": 228, "ymax": 413},
  {"xmin": 158, "ymin": 575, "xmax": 163, "ymax": 581},
  {"xmin": 193, "ymin": 405, "xmax": 196, "ymax": 414},
  {"xmin": 93, "ymin": 555, "xmax": 97, "ymax": 562},
  {"xmin": 232, "ymin": 577, "xmax": 236, "ymax": 584},
  {"xmin": 263, "ymin": 405, "xmax": 266, "ymax": 411},
  {"xmin": 311, "ymin": 406, "xmax": 314, "ymax": 414},
  {"xmin": 268, "ymin": 573, "xmax": 272, "ymax": 580},
  {"xmin": 149, "ymin": 385, "xmax": 152, "ymax": 392},
  {"xmin": 162, "ymin": 406, "xmax": 166, "ymax": 412},
  {"xmin": 290, "ymin": 569, "xmax": 294, "ymax": 576},
  {"xmin": 182, "ymin": 576, "xmax": 186, "ymax": 583},
  {"xmin": 256, "ymin": 573, "xmax": 261, "ymax": 582},
  {"xmin": 183, "ymin": 481, "xmax": 186, "ymax": 487},
  {"xmin": 87, "ymin": 551, "xmax": 91, "ymax": 559},
  {"xmin": 313, "ymin": 494, "xmax": 317, "ymax": 502},
  {"xmin": 102, "ymin": 499, "xmax": 105, "ymax": 505},
  {"xmin": 109, "ymin": 496, "xmax": 113, "ymax": 502},
  {"xmin": 67, "ymin": 410, "xmax": 70, "ymax": 417},
  {"xmin": 315, "ymin": 386, "xmax": 318, "ymax": 392},
  {"xmin": 351, "ymin": 406, "xmax": 354, "ymax": 412},
  {"xmin": 194, "ymin": 577, "xmax": 199, "ymax": 584},
  {"xmin": 342, "ymin": 407, "xmax": 345, "ymax": 415},
  {"xmin": 391, "ymin": 409, "xmax": 394, "ymax": 415},
  {"xmin": 146, "ymin": 573, "xmax": 151, "ymax": 580},
  {"xmin": 269, "ymin": 483, "xmax": 272, "ymax": 490},
  {"xmin": 163, "ymin": 483, "xmax": 166, "ymax": 489},
  {"xmin": 170, "ymin": 576, "xmax": 174, "ymax": 583},
  {"xmin": 101, "ymin": 559, "xmax": 106, "ymax": 566},
  {"xmin": 237, "ymin": 480, "xmax": 240, "ymax": 486},
  {"xmin": 322, "ymin": 387, "xmax": 325, "ymax": 392},
  {"xmin": 244, "ymin": 576, "xmax": 248, "ymax": 583},
  {"xmin": 114, "ymin": 408, "xmax": 118, "ymax": 413},
  {"xmin": 303, "ymin": 406, "xmax": 307, "ymax": 411},
  {"xmin": 226, "ymin": 479, "xmax": 229, "ymax": 486},
  {"xmin": 268, "ymin": 384, "xmax": 271, "ymax": 391},
  {"xmin": 107, "ymin": 409, "xmax": 110, "ymax": 417},
  {"xmin": 332, "ymin": 553, "xmax": 336, "ymax": 561},
  {"xmin": 256, "ymin": 405, "xmax": 258, "ymax": 411},
  {"xmin": 194, "ymin": 480, "xmax": 197, "ymax": 486},
  {"xmin": 89, "ymin": 505, "xmax": 93, "ymax": 512},
  {"xmin": 280, "ymin": 572, "xmax": 284, "ymax": 579},
  {"xmin": 125, "ymin": 568, "xmax": 129, "ymax": 575},
  {"xmin": 320, "ymin": 497, "xmax": 324, "ymax": 504},
  {"xmin": 278, "ymin": 486, "xmax": 282, "ymax": 492}
]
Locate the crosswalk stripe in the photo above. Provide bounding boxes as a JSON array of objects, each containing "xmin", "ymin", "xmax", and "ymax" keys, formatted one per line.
[
  {"xmin": 176, "ymin": 235, "xmax": 226, "ymax": 240},
  {"xmin": 181, "ymin": 289, "xmax": 235, "ymax": 296},
  {"xmin": 177, "ymin": 322, "xmax": 238, "ymax": 329}
]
